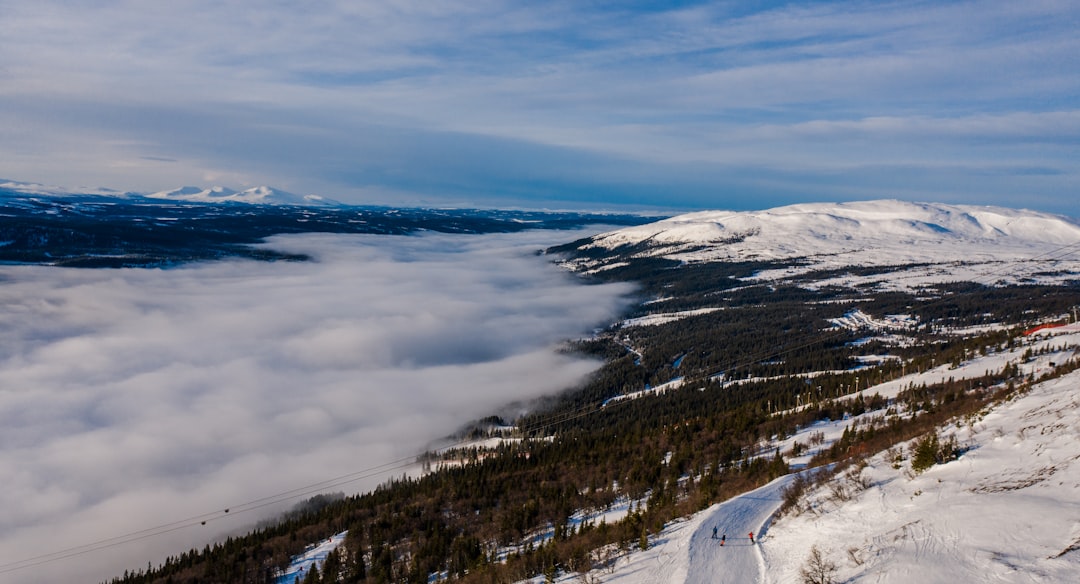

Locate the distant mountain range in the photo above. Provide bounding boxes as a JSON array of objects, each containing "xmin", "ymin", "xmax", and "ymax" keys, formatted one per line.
[
  {"xmin": 4, "ymin": 177, "xmax": 1079, "ymax": 283},
  {"xmin": 0, "ymin": 178, "xmax": 139, "ymax": 198},
  {"xmin": 0, "ymin": 180, "xmax": 653, "ymax": 268},
  {"xmin": 146, "ymin": 185, "xmax": 341, "ymax": 206},
  {"xmin": 0, "ymin": 179, "xmax": 340, "ymax": 207}
]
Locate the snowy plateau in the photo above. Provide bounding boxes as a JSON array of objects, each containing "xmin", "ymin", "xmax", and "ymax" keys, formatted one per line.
[
  {"xmin": 565, "ymin": 200, "xmax": 1080, "ymax": 292},
  {"xmin": 147, "ymin": 185, "xmax": 342, "ymax": 207}
]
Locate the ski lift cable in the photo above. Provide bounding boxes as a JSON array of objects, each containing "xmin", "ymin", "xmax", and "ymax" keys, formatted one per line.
[{"xmin": 0, "ymin": 406, "xmax": 594, "ymax": 574}]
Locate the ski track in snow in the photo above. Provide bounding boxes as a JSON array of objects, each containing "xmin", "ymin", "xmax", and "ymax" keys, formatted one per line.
[
  {"xmin": 273, "ymin": 530, "xmax": 347, "ymax": 584},
  {"xmin": 686, "ymin": 474, "xmax": 796, "ymax": 584}
]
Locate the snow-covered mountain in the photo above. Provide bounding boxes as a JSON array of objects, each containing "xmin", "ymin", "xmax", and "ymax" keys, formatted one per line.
[
  {"xmin": 563, "ymin": 200, "xmax": 1080, "ymax": 291},
  {"xmin": 0, "ymin": 178, "xmax": 341, "ymax": 207},
  {"xmin": 146, "ymin": 185, "xmax": 340, "ymax": 206},
  {"xmin": 583, "ymin": 200, "xmax": 1080, "ymax": 261},
  {"xmin": 0, "ymin": 178, "xmax": 137, "ymax": 198}
]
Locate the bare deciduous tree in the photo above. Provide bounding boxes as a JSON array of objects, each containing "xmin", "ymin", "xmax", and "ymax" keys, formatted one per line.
[{"xmin": 800, "ymin": 545, "xmax": 838, "ymax": 584}]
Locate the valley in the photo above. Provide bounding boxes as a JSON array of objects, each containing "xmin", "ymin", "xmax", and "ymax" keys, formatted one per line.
[
  {"xmin": 0, "ymin": 193, "xmax": 1076, "ymax": 583},
  {"xmin": 103, "ymin": 201, "xmax": 1080, "ymax": 584}
]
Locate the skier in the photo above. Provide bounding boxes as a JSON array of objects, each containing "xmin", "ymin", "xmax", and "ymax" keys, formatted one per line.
[
  {"xmin": 720, "ymin": 534, "xmax": 726, "ymax": 546},
  {"xmin": 748, "ymin": 531, "xmax": 754, "ymax": 544},
  {"xmin": 712, "ymin": 525, "xmax": 718, "ymax": 539}
]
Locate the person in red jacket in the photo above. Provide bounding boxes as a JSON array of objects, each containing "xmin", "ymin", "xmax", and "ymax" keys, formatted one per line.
[{"xmin": 748, "ymin": 531, "xmax": 755, "ymax": 544}]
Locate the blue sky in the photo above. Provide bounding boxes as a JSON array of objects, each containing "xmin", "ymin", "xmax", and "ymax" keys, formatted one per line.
[{"xmin": 1, "ymin": 0, "xmax": 1078, "ymax": 214}]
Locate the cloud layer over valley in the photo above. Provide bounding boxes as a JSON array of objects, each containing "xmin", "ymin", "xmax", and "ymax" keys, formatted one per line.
[{"xmin": 0, "ymin": 229, "xmax": 634, "ymax": 583}]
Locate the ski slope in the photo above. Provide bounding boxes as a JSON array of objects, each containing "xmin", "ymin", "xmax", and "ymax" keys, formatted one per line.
[
  {"xmin": 530, "ymin": 331, "xmax": 1080, "ymax": 584},
  {"xmin": 761, "ymin": 368, "xmax": 1080, "ymax": 584},
  {"xmin": 685, "ymin": 474, "xmax": 796, "ymax": 584},
  {"xmin": 518, "ymin": 474, "xmax": 801, "ymax": 584},
  {"xmin": 273, "ymin": 531, "xmax": 347, "ymax": 584}
]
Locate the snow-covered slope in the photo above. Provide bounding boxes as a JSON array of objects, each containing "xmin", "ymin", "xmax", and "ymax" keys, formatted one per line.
[
  {"xmin": 146, "ymin": 185, "xmax": 340, "ymax": 206},
  {"xmin": 273, "ymin": 531, "xmax": 348, "ymax": 584},
  {"xmin": 761, "ymin": 369, "xmax": 1080, "ymax": 583},
  {"xmin": 536, "ymin": 331, "xmax": 1080, "ymax": 584},
  {"xmin": 567, "ymin": 200, "xmax": 1080, "ymax": 290}
]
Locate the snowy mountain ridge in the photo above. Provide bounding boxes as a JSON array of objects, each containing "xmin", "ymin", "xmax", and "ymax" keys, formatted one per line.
[
  {"xmin": 565, "ymin": 200, "xmax": 1080, "ymax": 291},
  {"xmin": 146, "ymin": 185, "xmax": 341, "ymax": 206},
  {"xmin": 584, "ymin": 200, "xmax": 1080, "ymax": 260},
  {"xmin": 0, "ymin": 178, "xmax": 138, "ymax": 198},
  {"xmin": 0, "ymin": 178, "xmax": 341, "ymax": 207}
]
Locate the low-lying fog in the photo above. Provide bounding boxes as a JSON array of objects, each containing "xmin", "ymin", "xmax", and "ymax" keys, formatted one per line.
[{"xmin": 0, "ymin": 229, "xmax": 634, "ymax": 583}]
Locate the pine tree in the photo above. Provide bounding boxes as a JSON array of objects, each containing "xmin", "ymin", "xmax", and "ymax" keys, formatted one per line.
[
  {"xmin": 301, "ymin": 563, "xmax": 321, "ymax": 584},
  {"xmin": 911, "ymin": 431, "xmax": 939, "ymax": 473},
  {"xmin": 321, "ymin": 549, "xmax": 341, "ymax": 583}
]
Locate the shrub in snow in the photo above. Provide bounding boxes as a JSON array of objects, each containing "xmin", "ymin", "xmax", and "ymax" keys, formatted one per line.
[
  {"xmin": 910, "ymin": 430, "xmax": 959, "ymax": 474},
  {"xmin": 800, "ymin": 545, "xmax": 838, "ymax": 584}
]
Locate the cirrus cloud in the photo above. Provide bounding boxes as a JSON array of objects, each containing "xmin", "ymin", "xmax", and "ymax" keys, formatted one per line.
[{"xmin": 0, "ymin": 1, "xmax": 1078, "ymax": 213}]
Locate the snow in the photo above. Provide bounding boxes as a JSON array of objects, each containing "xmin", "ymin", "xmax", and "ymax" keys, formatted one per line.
[
  {"xmin": 620, "ymin": 308, "xmax": 724, "ymax": 328},
  {"xmin": 0, "ymin": 178, "xmax": 133, "ymax": 197},
  {"xmin": 602, "ymin": 377, "xmax": 687, "ymax": 406},
  {"xmin": 272, "ymin": 530, "xmax": 347, "ymax": 584},
  {"xmin": 761, "ymin": 368, "xmax": 1080, "ymax": 583},
  {"xmin": 253, "ymin": 200, "xmax": 1080, "ymax": 584},
  {"xmin": 827, "ymin": 309, "xmax": 916, "ymax": 332},
  {"xmin": 0, "ymin": 180, "xmax": 341, "ymax": 206},
  {"xmin": 147, "ymin": 185, "xmax": 341, "ymax": 206},
  {"xmin": 1026, "ymin": 322, "xmax": 1080, "ymax": 336},
  {"xmin": 571, "ymin": 200, "xmax": 1080, "ymax": 292},
  {"xmin": 685, "ymin": 474, "xmax": 796, "ymax": 584},
  {"xmin": 517, "ymin": 475, "xmax": 800, "ymax": 584},
  {"xmin": 537, "ymin": 332, "xmax": 1080, "ymax": 584}
]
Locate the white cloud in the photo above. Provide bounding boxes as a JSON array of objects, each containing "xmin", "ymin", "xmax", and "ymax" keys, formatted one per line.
[{"xmin": 0, "ymin": 229, "xmax": 634, "ymax": 583}]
